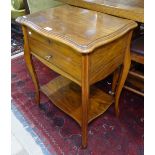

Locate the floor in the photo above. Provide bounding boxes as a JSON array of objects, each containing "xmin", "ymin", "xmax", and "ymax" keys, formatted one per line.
[
  {"xmin": 11, "ymin": 28, "xmax": 143, "ymax": 155},
  {"xmin": 11, "ymin": 27, "xmax": 47, "ymax": 155},
  {"xmin": 11, "ymin": 53, "xmax": 144, "ymax": 155},
  {"xmin": 11, "ymin": 110, "xmax": 45, "ymax": 155},
  {"xmin": 11, "ymin": 53, "xmax": 45, "ymax": 155}
]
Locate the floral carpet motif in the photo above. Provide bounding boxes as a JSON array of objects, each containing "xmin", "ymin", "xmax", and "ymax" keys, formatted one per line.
[{"xmin": 11, "ymin": 56, "xmax": 144, "ymax": 155}]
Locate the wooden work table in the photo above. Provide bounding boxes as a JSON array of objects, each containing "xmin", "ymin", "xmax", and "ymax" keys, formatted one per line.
[
  {"xmin": 59, "ymin": 0, "xmax": 144, "ymax": 23},
  {"xmin": 16, "ymin": 5, "xmax": 137, "ymax": 148}
]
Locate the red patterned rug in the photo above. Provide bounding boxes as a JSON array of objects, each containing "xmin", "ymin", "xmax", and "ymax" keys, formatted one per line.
[
  {"xmin": 11, "ymin": 55, "xmax": 144, "ymax": 155},
  {"xmin": 11, "ymin": 30, "xmax": 23, "ymax": 56}
]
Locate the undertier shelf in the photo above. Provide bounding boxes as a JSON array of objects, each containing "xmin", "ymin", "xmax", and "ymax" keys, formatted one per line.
[{"xmin": 41, "ymin": 76, "xmax": 114, "ymax": 126}]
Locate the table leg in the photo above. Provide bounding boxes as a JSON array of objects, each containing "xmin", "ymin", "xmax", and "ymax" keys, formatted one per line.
[
  {"xmin": 110, "ymin": 67, "xmax": 120, "ymax": 95},
  {"xmin": 81, "ymin": 55, "xmax": 89, "ymax": 148},
  {"xmin": 22, "ymin": 26, "xmax": 40, "ymax": 105},
  {"xmin": 115, "ymin": 64, "xmax": 130, "ymax": 117},
  {"xmin": 114, "ymin": 31, "xmax": 132, "ymax": 117}
]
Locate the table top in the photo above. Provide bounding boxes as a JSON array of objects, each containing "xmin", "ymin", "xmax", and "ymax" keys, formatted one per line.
[
  {"xmin": 59, "ymin": 0, "xmax": 144, "ymax": 23},
  {"xmin": 16, "ymin": 5, "xmax": 137, "ymax": 53}
]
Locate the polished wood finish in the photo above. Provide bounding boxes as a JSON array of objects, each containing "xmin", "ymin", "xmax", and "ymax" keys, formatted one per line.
[
  {"xmin": 114, "ymin": 31, "xmax": 133, "ymax": 116},
  {"xmin": 22, "ymin": 26, "xmax": 40, "ymax": 105},
  {"xmin": 124, "ymin": 35, "xmax": 144, "ymax": 96},
  {"xmin": 28, "ymin": 29, "xmax": 82, "ymax": 84},
  {"xmin": 16, "ymin": 5, "xmax": 137, "ymax": 147},
  {"xmin": 111, "ymin": 68, "xmax": 120, "ymax": 94},
  {"xmin": 112, "ymin": 34, "xmax": 144, "ymax": 97},
  {"xmin": 16, "ymin": 5, "xmax": 137, "ymax": 53},
  {"xmin": 112, "ymin": 61, "xmax": 144, "ymax": 97},
  {"xmin": 131, "ymin": 52, "xmax": 144, "ymax": 64},
  {"xmin": 89, "ymin": 33, "xmax": 129, "ymax": 85},
  {"xmin": 81, "ymin": 55, "xmax": 89, "ymax": 148},
  {"xmin": 41, "ymin": 76, "xmax": 114, "ymax": 125},
  {"xmin": 59, "ymin": 0, "xmax": 144, "ymax": 23}
]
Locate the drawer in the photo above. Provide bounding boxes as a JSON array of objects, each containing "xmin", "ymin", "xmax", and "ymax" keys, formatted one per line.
[
  {"xmin": 27, "ymin": 28, "xmax": 52, "ymax": 46},
  {"xmin": 89, "ymin": 33, "xmax": 129, "ymax": 85},
  {"xmin": 27, "ymin": 30, "xmax": 82, "ymax": 83}
]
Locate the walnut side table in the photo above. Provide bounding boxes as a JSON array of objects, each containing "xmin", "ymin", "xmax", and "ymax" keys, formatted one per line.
[{"xmin": 16, "ymin": 5, "xmax": 137, "ymax": 148}]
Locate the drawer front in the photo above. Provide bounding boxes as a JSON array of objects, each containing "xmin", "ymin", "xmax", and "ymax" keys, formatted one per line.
[
  {"xmin": 90, "ymin": 33, "xmax": 129, "ymax": 85},
  {"xmin": 27, "ymin": 29, "xmax": 82, "ymax": 83},
  {"xmin": 27, "ymin": 28, "xmax": 52, "ymax": 46}
]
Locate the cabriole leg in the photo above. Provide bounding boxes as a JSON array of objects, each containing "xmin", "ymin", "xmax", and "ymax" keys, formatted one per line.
[
  {"xmin": 114, "ymin": 31, "xmax": 133, "ymax": 117},
  {"xmin": 22, "ymin": 26, "xmax": 40, "ymax": 105}
]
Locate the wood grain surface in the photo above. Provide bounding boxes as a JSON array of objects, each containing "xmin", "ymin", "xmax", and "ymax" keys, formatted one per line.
[
  {"xmin": 16, "ymin": 5, "xmax": 137, "ymax": 53},
  {"xmin": 18, "ymin": 4, "xmax": 137, "ymax": 148},
  {"xmin": 41, "ymin": 76, "xmax": 114, "ymax": 126},
  {"xmin": 59, "ymin": 0, "xmax": 144, "ymax": 22}
]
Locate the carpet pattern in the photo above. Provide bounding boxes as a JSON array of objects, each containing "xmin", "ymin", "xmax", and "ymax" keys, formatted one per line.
[
  {"xmin": 11, "ymin": 56, "xmax": 144, "ymax": 155},
  {"xmin": 11, "ymin": 31, "xmax": 24, "ymax": 56}
]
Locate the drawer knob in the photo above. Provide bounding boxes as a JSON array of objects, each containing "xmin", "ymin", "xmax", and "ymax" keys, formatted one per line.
[{"xmin": 45, "ymin": 55, "xmax": 52, "ymax": 61}]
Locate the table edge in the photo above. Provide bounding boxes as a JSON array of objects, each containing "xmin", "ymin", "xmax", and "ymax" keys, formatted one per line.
[{"xmin": 16, "ymin": 16, "xmax": 137, "ymax": 54}]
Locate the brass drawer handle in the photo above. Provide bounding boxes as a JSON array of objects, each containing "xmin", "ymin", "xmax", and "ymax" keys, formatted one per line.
[{"xmin": 44, "ymin": 55, "xmax": 52, "ymax": 61}]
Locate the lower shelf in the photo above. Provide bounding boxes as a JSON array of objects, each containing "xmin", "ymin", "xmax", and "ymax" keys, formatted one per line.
[{"xmin": 41, "ymin": 76, "xmax": 114, "ymax": 126}]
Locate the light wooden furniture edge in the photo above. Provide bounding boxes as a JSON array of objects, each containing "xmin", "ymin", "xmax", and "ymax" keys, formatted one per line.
[
  {"xmin": 16, "ymin": 5, "xmax": 137, "ymax": 53},
  {"xmin": 58, "ymin": 0, "xmax": 144, "ymax": 23}
]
